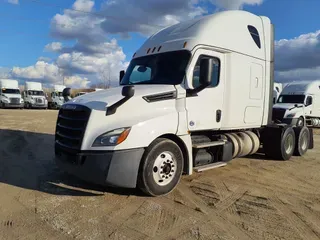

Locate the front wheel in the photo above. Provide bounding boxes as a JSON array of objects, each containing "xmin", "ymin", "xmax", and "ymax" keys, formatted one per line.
[
  {"xmin": 296, "ymin": 117, "xmax": 304, "ymax": 127},
  {"xmin": 137, "ymin": 138, "xmax": 184, "ymax": 197}
]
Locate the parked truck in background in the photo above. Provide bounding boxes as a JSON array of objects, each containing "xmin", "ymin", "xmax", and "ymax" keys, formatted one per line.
[
  {"xmin": 0, "ymin": 79, "xmax": 24, "ymax": 109},
  {"xmin": 273, "ymin": 80, "xmax": 320, "ymax": 127},
  {"xmin": 273, "ymin": 82, "xmax": 282, "ymax": 104},
  {"xmin": 23, "ymin": 81, "xmax": 48, "ymax": 109},
  {"xmin": 48, "ymin": 85, "xmax": 66, "ymax": 109},
  {"xmin": 54, "ymin": 10, "xmax": 313, "ymax": 197}
]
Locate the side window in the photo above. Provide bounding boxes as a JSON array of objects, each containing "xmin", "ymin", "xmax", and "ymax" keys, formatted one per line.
[
  {"xmin": 306, "ymin": 96, "xmax": 313, "ymax": 106},
  {"xmin": 192, "ymin": 55, "xmax": 220, "ymax": 88},
  {"xmin": 129, "ymin": 65, "xmax": 151, "ymax": 83},
  {"xmin": 248, "ymin": 25, "xmax": 261, "ymax": 49}
]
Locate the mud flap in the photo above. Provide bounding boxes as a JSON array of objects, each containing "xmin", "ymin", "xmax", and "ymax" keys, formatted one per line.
[{"xmin": 308, "ymin": 128, "xmax": 314, "ymax": 150}]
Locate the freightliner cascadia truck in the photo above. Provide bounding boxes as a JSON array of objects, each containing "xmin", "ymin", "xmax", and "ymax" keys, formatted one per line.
[{"xmin": 54, "ymin": 10, "xmax": 313, "ymax": 196}]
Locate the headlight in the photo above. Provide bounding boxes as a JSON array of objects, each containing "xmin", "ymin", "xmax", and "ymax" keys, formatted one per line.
[
  {"xmin": 287, "ymin": 113, "xmax": 296, "ymax": 118},
  {"xmin": 92, "ymin": 128, "xmax": 131, "ymax": 147},
  {"xmin": 20, "ymin": 99, "xmax": 24, "ymax": 103}
]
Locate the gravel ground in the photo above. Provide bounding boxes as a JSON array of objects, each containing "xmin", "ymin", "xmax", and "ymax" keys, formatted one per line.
[{"xmin": 1, "ymin": 109, "xmax": 320, "ymax": 240}]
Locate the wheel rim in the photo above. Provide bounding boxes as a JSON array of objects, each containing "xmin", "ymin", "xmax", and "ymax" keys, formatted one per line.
[
  {"xmin": 301, "ymin": 131, "xmax": 308, "ymax": 151},
  {"xmin": 152, "ymin": 151, "xmax": 177, "ymax": 186},
  {"xmin": 297, "ymin": 119, "xmax": 304, "ymax": 127},
  {"xmin": 284, "ymin": 134, "xmax": 294, "ymax": 155}
]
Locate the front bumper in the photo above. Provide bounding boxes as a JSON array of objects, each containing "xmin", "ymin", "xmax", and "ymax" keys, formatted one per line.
[
  {"xmin": 30, "ymin": 103, "xmax": 48, "ymax": 108},
  {"xmin": 55, "ymin": 146, "xmax": 145, "ymax": 188},
  {"xmin": 2, "ymin": 102, "xmax": 24, "ymax": 108}
]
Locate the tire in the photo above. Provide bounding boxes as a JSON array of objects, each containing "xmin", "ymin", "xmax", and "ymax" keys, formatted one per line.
[
  {"xmin": 293, "ymin": 126, "xmax": 310, "ymax": 156},
  {"xmin": 262, "ymin": 126, "xmax": 296, "ymax": 161},
  {"xmin": 296, "ymin": 117, "xmax": 304, "ymax": 127},
  {"xmin": 137, "ymin": 138, "xmax": 184, "ymax": 197}
]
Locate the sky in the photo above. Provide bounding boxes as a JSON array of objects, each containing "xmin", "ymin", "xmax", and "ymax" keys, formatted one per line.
[{"xmin": 0, "ymin": 0, "xmax": 320, "ymax": 88}]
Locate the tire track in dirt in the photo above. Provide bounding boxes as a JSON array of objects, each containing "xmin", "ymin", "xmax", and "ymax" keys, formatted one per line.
[
  {"xmin": 270, "ymin": 195, "xmax": 320, "ymax": 240},
  {"xmin": 174, "ymin": 182, "xmax": 254, "ymax": 240}
]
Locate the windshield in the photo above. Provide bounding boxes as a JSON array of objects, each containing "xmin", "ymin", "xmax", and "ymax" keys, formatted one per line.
[
  {"xmin": 2, "ymin": 88, "xmax": 20, "ymax": 94},
  {"xmin": 277, "ymin": 95, "xmax": 305, "ymax": 104},
  {"xmin": 120, "ymin": 50, "xmax": 191, "ymax": 85},
  {"xmin": 28, "ymin": 90, "xmax": 44, "ymax": 96}
]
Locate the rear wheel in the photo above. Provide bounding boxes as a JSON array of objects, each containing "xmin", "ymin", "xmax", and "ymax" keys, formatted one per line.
[
  {"xmin": 293, "ymin": 126, "xmax": 310, "ymax": 156},
  {"xmin": 137, "ymin": 138, "xmax": 184, "ymax": 197},
  {"xmin": 262, "ymin": 126, "xmax": 296, "ymax": 160}
]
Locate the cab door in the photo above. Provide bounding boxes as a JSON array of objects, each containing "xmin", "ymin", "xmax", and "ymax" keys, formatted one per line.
[{"xmin": 185, "ymin": 49, "xmax": 225, "ymax": 131}]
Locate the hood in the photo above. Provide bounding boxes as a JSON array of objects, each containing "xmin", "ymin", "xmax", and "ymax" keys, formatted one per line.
[
  {"xmin": 273, "ymin": 103, "xmax": 304, "ymax": 110},
  {"xmin": 69, "ymin": 85, "xmax": 176, "ymax": 110},
  {"xmin": 3, "ymin": 93, "xmax": 22, "ymax": 99}
]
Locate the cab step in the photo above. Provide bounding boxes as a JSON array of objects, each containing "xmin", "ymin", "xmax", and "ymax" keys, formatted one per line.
[
  {"xmin": 194, "ymin": 162, "xmax": 227, "ymax": 172},
  {"xmin": 192, "ymin": 140, "xmax": 226, "ymax": 149}
]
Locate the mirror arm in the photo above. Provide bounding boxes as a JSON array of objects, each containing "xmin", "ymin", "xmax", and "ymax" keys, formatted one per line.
[
  {"xmin": 106, "ymin": 86, "xmax": 134, "ymax": 116},
  {"xmin": 186, "ymin": 83, "xmax": 209, "ymax": 97}
]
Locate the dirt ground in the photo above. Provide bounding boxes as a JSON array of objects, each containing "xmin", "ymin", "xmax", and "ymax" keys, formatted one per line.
[{"xmin": 1, "ymin": 109, "xmax": 320, "ymax": 240}]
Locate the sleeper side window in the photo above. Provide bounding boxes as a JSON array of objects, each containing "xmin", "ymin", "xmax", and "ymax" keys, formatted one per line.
[{"xmin": 192, "ymin": 55, "xmax": 220, "ymax": 89}]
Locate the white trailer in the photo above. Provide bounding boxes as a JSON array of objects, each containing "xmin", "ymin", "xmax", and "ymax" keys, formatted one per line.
[
  {"xmin": 0, "ymin": 79, "xmax": 24, "ymax": 109},
  {"xmin": 273, "ymin": 80, "xmax": 320, "ymax": 127},
  {"xmin": 54, "ymin": 10, "xmax": 313, "ymax": 196},
  {"xmin": 48, "ymin": 85, "xmax": 66, "ymax": 109},
  {"xmin": 23, "ymin": 81, "xmax": 48, "ymax": 109}
]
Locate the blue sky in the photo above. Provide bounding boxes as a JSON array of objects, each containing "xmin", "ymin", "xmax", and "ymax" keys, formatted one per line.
[{"xmin": 1, "ymin": 0, "xmax": 320, "ymax": 87}]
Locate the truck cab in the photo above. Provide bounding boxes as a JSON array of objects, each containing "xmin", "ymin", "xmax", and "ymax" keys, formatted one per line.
[
  {"xmin": 48, "ymin": 85, "xmax": 66, "ymax": 109},
  {"xmin": 273, "ymin": 81, "xmax": 320, "ymax": 127},
  {"xmin": 54, "ymin": 10, "xmax": 312, "ymax": 196},
  {"xmin": 23, "ymin": 81, "xmax": 48, "ymax": 109},
  {"xmin": 0, "ymin": 79, "xmax": 24, "ymax": 109}
]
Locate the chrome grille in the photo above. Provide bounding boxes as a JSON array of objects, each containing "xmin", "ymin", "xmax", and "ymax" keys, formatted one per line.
[
  {"xmin": 272, "ymin": 108, "xmax": 286, "ymax": 122},
  {"xmin": 36, "ymin": 98, "xmax": 43, "ymax": 104},
  {"xmin": 55, "ymin": 104, "xmax": 91, "ymax": 152},
  {"xmin": 10, "ymin": 98, "xmax": 20, "ymax": 104}
]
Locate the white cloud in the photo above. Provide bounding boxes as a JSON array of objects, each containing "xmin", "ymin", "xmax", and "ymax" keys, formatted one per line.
[
  {"xmin": 275, "ymin": 30, "xmax": 320, "ymax": 72},
  {"xmin": 45, "ymin": 42, "xmax": 63, "ymax": 52},
  {"xmin": 0, "ymin": 67, "xmax": 11, "ymax": 78},
  {"xmin": 7, "ymin": 0, "xmax": 19, "ymax": 4},
  {"xmin": 64, "ymin": 75, "xmax": 90, "ymax": 88},
  {"xmin": 275, "ymin": 30, "xmax": 320, "ymax": 83},
  {"xmin": 38, "ymin": 57, "xmax": 52, "ymax": 62},
  {"xmin": 11, "ymin": 61, "xmax": 61, "ymax": 83},
  {"xmin": 210, "ymin": 0, "xmax": 263, "ymax": 10},
  {"xmin": 100, "ymin": 0, "xmax": 207, "ymax": 37}
]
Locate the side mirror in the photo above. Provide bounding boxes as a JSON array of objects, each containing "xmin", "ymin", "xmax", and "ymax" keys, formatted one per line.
[
  {"xmin": 122, "ymin": 86, "xmax": 135, "ymax": 98},
  {"xmin": 199, "ymin": 58, "xmax": 213, "ymax": 86},
  {"xmin": 119, "ymin": 70, "xmax": 125, "ymax": 84},
  {"xmin": 62, "ymin": 87, "xmax": 71, "ymax": 100}
]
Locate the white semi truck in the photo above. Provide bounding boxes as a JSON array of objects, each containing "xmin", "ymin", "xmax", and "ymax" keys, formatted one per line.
[
  {"xmin": 48, "ymin": 85, "xmax": 66, "ymax": 109},
  {"xmin": 273, "ymin": 80, "xmax": 320, "ymax": 127},
  {"xmin": 23, "ymin": 81, "xmax": 48, "ymax": 109},
  {"xmin": 54, "ymin": 10, "xmax": 313, "ymax": 196},
  {"xmin": 0, "ymin": 79, "xmax": 24, "ymax": 109},
  {"xmin": 273, "ymin": 82, "xmax": 282, "ymax": 104}
]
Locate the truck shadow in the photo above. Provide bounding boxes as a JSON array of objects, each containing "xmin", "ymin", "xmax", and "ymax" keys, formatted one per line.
[{"xmin": 0, "ymin": 129, "xmax": 143, "ymax": 197}]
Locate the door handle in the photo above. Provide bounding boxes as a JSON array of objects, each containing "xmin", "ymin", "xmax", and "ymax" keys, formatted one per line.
[{"xmin": 216, "ymin": 110, "xmax": 222, "ymax": 122}]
